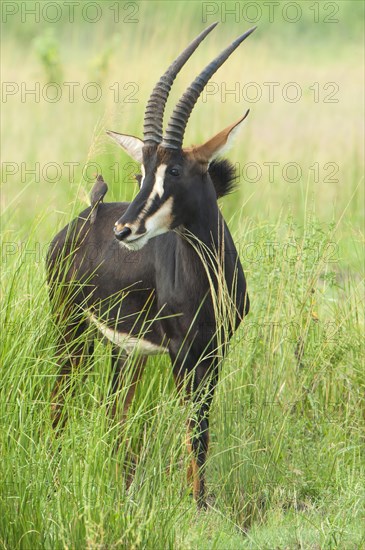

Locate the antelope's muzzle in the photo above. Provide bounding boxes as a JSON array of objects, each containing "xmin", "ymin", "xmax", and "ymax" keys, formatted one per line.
[{"xmin": 114, "ymin": 225, "xmax": 132, "ymax": 241}]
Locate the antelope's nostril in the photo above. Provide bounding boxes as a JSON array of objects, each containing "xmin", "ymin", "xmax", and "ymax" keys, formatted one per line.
[{"xmin": 114, "ymin": 225, "xmax": 132, "ymax": 241}]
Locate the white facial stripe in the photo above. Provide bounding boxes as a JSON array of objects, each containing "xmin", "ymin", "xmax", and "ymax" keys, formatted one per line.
[
  {"xmin": 119, "ymin": 197, "xmax": 174, "ymax": 251},
  {"xmin": 153, "ymin": 163, "xmax": 167, "ymax": 198},
  {"xmin": 140, "ymin": 164, "xmax": 145, "ymax": 188},
  {"xmin": 145, "ymin": 196, "xmax": 173, "ymax": 234},
  {"xmin": 88, "ymin": 313, "xmax": 168, "ymax": 355},
  {"xmin": 136, "ymin": 163, "xmax": 167, "ymax": 225}
]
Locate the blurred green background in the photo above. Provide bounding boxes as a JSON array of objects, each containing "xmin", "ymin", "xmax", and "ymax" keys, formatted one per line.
[{"xmin": 2, "ymin": 0, "xmax": 364, "ymax": 231}]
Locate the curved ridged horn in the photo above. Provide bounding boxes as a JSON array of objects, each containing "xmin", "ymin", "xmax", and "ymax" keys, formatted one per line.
[
  {"xmin": 161, "ymin": 26, "xmax": 257, "ymax": 150},
  {"xmin": 143, "ymin": 22, "xmax": 218, "ymax": 145}
]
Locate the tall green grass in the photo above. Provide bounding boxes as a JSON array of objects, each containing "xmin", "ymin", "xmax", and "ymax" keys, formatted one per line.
[
  {"xmin": 1, "ymin": 206, "xmax": 363, "ymax": 548},
  {"xmin": 1, "ymin": 2, "xmax": 364, "ymax": 548}
]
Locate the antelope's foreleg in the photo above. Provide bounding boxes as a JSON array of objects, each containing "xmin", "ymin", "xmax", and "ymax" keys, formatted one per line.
[
  {"xmin": 187, "ymin": 402, "xmax": 211, "ymax": 508},
  {"xmin": 108, "ymin": 353, "xmax": 146, "ymax": 484},
  {"xmin": 108, "ymin": 353, "xmax": 146, "ymax": 424},
  {"xmin": 174, "ymin": 362, "xmax": 216, "ymax": 508}
]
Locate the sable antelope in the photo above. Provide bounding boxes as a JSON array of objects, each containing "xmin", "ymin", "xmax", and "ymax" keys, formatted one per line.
[{"xmin": 47, "ymin": 22, "xmax": 254, "ymax": 507}]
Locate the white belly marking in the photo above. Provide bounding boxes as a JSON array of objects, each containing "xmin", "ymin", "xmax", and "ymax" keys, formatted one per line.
[{"xmin": 88, "ymin": 313, "xmax": 168, "ymax": 356}]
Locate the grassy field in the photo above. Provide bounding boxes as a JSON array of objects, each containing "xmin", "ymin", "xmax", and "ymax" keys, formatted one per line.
[{"xmin": 1, "ymin": 1, "xmax": 364, "ymax": 548}]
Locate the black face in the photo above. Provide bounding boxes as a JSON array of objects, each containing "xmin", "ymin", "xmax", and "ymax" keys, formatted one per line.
[{"xmin": 114, "ymin": 145, "xmax": 216, "ymax": 250}]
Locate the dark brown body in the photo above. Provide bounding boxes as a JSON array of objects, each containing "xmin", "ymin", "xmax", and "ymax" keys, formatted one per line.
[
  {"xmin": 47, "ymin": 193, "xmax": 249, "ymax": 506},
  {"xmin": 47, "ymin": 22, "xmax": 255, "ymax": 507}
]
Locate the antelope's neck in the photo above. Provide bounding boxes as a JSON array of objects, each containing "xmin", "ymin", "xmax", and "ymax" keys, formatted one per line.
[
  {"xmin": 182, "ymin": 211, "xmax": 223, "ymax": 248},
  {"xmin": 175, "ymin": 201, "xmax": 223, "ymax": 285}
]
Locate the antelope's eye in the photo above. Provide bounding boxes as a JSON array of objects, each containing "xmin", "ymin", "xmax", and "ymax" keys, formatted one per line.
[{"xmin": 168, "ymin": 166, "xmax": 180, "ymax": 177}]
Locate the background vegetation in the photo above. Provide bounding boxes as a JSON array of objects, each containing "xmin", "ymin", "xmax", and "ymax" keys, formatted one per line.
[{"xmin": 1, "ymin": 1, "xmax": 364, "ymax": 548}]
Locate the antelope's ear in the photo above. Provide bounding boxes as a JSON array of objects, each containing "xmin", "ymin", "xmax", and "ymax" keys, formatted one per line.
[
  {"xmin": 106, "ymin": 131, "xmax": 144, "ymax": 163},
  {"xmin": 194, "ymin": 110, "xmax": 250, "ymax": 163},
  {"xmin": 134, "ymin": 173, "xmax": 143, "ymax": 188}
]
